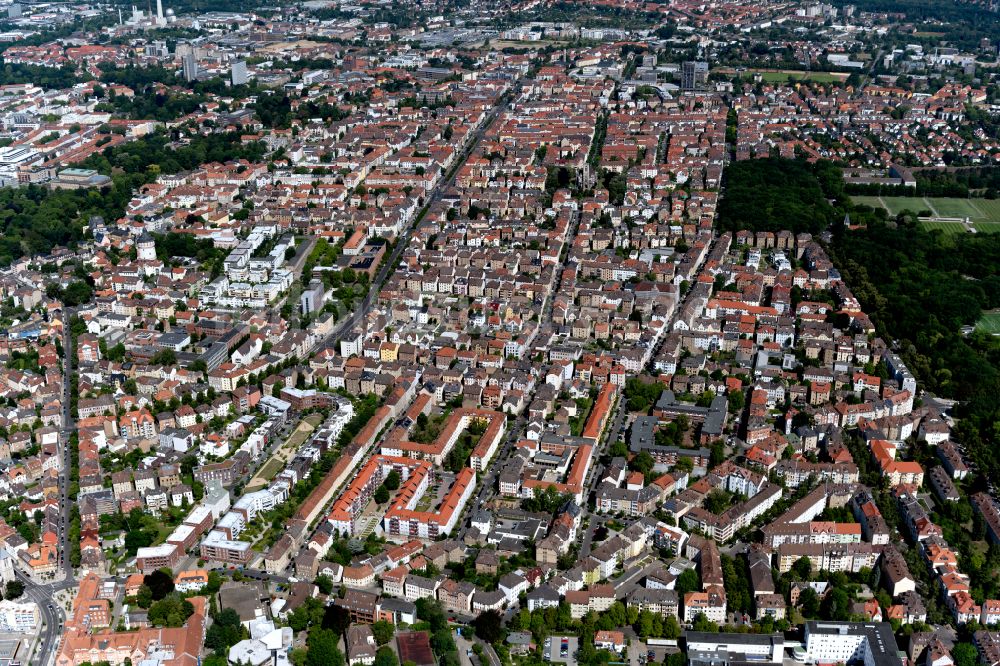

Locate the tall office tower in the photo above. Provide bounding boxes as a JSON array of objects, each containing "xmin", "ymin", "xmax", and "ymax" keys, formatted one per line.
[{"xmin": 681, "ymin": 60, "xmax": 709, "ymax": 91}]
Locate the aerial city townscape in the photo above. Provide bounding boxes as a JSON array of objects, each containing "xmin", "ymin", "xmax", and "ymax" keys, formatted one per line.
[{"xmin": 0, "ymin": 1, "xmax": 998, "ymax": 666}]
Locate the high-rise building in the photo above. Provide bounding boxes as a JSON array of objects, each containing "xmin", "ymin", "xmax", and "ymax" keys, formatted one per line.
[
  {"xmin": 144, "ymin": 40, "xmax": 169, "ymax": 59},
  {"xmin": 300, "ymin": 279, "xmax": 325, "ymax": 316},
  {"xmin": 8, "ymin": 3, "xmax": 21, "ymax": 19},
  {"xmin": 182, "ymin": 53, "xmax": 198, "ymax": 82},
  {"xmin": 681, "ymin": 61, "xmax": 709, "ymax": 91},
  {"xmin": 155, "ymin": 0, "xmax": 165, "ymax": 25},
  {"xmin": 231, "ymin": 60, "xmax": 248, "ymax": 86}
]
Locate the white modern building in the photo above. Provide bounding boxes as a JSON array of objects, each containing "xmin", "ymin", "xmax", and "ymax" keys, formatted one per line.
[
  {"xmin": 803, "ymin": 622, "xmax": 904, "ymax": 666},
  {"xmin": 228, "ymin": 618, "xmax": 292, "ymax": 666},
  {"xmin": 686, "ymin": 632, "xmax": 785, "ymax": 666},
  {"xmin": 0, "ymin": 599, "xmax": 39, "ymax": 632}
]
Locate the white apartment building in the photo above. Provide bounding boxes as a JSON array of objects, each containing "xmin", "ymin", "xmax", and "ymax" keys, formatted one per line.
[{"xmin": 803, "ymin": 622, "xmax": 903, "ymax": 666}]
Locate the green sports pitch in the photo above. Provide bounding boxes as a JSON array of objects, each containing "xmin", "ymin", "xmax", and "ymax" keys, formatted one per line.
[
  {"xmin": 919, "ymin": 220, "xmax": 965, "ymax": 235},
  {"xmin": 750, "ymin": 70, "xmax": 846, "ymax": 84},
  {"xmin": 852, "ymin": 196, "xmax": 1000, "ymax": 233},
  {"xmin": 976, "ymin": 311, "xmax": 1000, "ymax": 335}
]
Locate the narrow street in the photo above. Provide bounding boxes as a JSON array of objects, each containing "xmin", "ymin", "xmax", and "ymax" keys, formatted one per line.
[{"xmin": 25, "ymin": 309, "xmax": 82, "ymax": 666}]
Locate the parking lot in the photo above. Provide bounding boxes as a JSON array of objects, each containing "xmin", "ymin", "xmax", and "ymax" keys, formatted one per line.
[{"xmin": 544, "ymin": 636, "xmax": 578, "ymax": 666}]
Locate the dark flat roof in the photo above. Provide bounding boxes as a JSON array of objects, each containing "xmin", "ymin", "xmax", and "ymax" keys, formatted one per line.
[{"xmin": 685, "ymin": 631, "xmax": 783, "ymax": 646}]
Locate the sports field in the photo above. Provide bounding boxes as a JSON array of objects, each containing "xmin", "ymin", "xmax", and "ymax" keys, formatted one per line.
[
  {"xmin": 853, "ymin": 196, "xmax": 1000, "ymax": 233},
  {"xmin": 977, "ymin": 311, "xmax": 1000, "ymax": 335},
  {"xmin": 974, "ymin": 221, "xmax": 1000, "ymax": 234},
  {"xmin": 974, "ymin": 199, "xmax": 1000, "ymax": 220},
  {"xmin": 919, "ymin": 220, "xmax": 965, "ymax": 235},
  {"xmin": 750, "ymin": 70, "xmax": 847, "ymax": 83},
  {"xmin": 852, "ymin": 196, "xmax": 930, "ymax": 216}
]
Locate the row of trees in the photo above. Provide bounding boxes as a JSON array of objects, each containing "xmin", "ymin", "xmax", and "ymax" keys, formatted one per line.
[
  {"xmin": 848, "ymin": 167, "xmax": 1000, "ymax": 198},
  {"xmin": 336, "ymin": 394, "xmax": 380, "ymax": 448},
  {"xmin": 508, "ymin": 600, "xmax": 683, "ymax": 648}
]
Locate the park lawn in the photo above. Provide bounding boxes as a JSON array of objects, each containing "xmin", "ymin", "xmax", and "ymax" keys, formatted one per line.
[
  {"xmin": 303, "ymin": 413, "xmax": 325, "ymax": 428},
  {"xmin": 257, "ymin": 458, "xmax": 284, "ymax": 481},
  {"xmin": 977, "ymin": 311, "xmax": 1000, "ymax": 335},
  {"xmin": 154, "ymin": 522, "xmax": 176, "ymax": 546},
  {"xmin": 919, "ymin": 220, "xmax": 965, "ymax": 235},
  {"xmin": 245, "ymin": 416, "xmax": 322, "ymax": 490},
  {"xmin": 284, "ymin": 420, "xmax": 316, "ymax": 450},
  {"xmin": 245, "ymin": 459, "xmax": 283, "ymax": 492}
]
